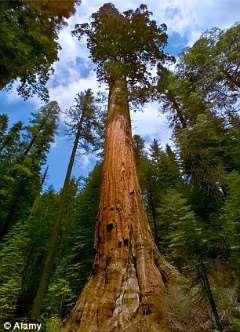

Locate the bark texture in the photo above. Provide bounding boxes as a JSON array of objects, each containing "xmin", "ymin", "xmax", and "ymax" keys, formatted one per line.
[{"xmin": 65, "ymin": 79, "xmax": 178, "ymax": 332}]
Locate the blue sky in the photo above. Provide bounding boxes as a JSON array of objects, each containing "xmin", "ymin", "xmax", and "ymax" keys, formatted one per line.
[{"xmin": 1, "ymin": 0, "xmax": 240, "ymax": 190}]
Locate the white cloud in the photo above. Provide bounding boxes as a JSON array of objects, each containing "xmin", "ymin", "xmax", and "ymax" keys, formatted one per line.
[
  {"xmin": 3, "ymin": 82, "xmax": 41, "ymax": 109},
  {"xmin": 131, "ymin": 102, "xmax": 171, "ymax": 147},
  {"xmin": 153, "ymin": 0, "xmax": 240, "ymax": 45},
  {"xmin": 49, "ymin": 0, "xmax": 240, "ymax": 110},
  {"xmin": 48, "ymin": 71, "xmax": 99, "ymax": 113},
  {"xmin": 74, "ymin": 150, "xmax": 98, "ymax": 177}
]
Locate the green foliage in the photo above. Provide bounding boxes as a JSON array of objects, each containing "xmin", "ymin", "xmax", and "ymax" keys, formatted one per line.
[
  {"xmin": 178, "ymin": 24, "xmax": 240, "ymax": 110},
  {"xmin": 157, "ymin": 69, "xmax": 205, "ymax": 128},
  {"xmin": 40, "ymin": 181, "xmax": 79, "ymax": 317},
  {"xmin": 233, "ymin": 319, "xmax": 240, "ymax": 332},
  {"xmin": 224, "ymin": 114, "xmax": 240, "ymax": 172},
  {"xmin": 133, "ymin": 136, "xmax": 185, "ymax": 250},
  {"xmin": 7, "ymin": 189, "xmax": 59, "ymax": 318},
  {"xmin": 222, "ymin": 172, "xmax": 240, "ymax": 226},
  {"xmin": 0, "ymin": 102, "xmax": 59, "ymax": 239},
  {"xmin": 0, "ymin": 116, "xmax": 23, "ymax": 222},
  {"xmin": 220, "ymin": 172, "xmax": 240, "ymax": 265},
  {"xmin": 45, "ymin": 317, "xmax": 63, "ymax": 332},
  {"xmin": 43, "ymin": 165, "xmax": 101, "ymax": 318},
  {"xmin": 177, "ymin": 113, "xmax": 226, "ymax": 214},
  {"xmin": 0, "ymin": 0, "xmax": 80, "ymax": 100},
  {"xmin": 133, "ymin": 134, "xmax": 145, "ymax": 166},
  {"xmin": 156, "ymin": 190, "xmax": 201, "ymax": 265},
  {"xmin": 0, "ymin": 223, "xmax": 30, "ymax": 319},
  {"xmin": 65, "ymin": 89, "xmax": 104, "ymax": 153},
  {"xmin": 73, "ymin": 3, "xmax": 171, "ymax": 101},
  {"xmin": 0, "ymin": 102, "xmax": 59, "ymax": 320},
  {"xmin": 23, "ymin": 101, "xmax": 59, "ymax": 163},
  {"xmin": 153, "ymin": 23, "xmax": 240, "ymax": 329},
  {"xmin": 150, "ymin": 140, "xmax": 182, "ymax": 191}
]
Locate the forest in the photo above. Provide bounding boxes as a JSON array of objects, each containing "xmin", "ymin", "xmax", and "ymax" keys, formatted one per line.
[{"xmin": 0, "ymin": 1, "xmax": 240, "ymax": 331}]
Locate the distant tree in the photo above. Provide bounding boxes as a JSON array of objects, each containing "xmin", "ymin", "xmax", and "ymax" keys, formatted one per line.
[
  {"xmin": 132, "ymin": 134, "xmax": 146, "ymax": 166},
  {"xmin": 15, "ymin": 187, "xmax": 59, "ymax": 318},
  {"xmin": 0, "ymin": 117, "xmax": 23, "ymax": 224},
  {"xmin": 149, "ymin": 141, "xmax": 182, "ymax": 243},
  {"xmin": 0, "ymin": 115, "xmax": 23, "ymax": 157},
  {"xmin": 220, "ymin": 171, "xmax": 240, "ymax": 266},
  {"xmin": 224, "ymin": 112, "xmax": 240, "ymax": 173},
  {"xmin": 0, "ymin": 167, "xmax": 51, "ymax": 320},
  {"xmin": 22, "ymin": 101, "xmax": 59, "ymax": 162},
  {"xmin": 44, "ymin": 165, "xmax": 101, "ymax": 318},
  {"xmin": 157, "ymin": 69, "xmax": 204, "ymax": 129},
  {"xmin": 157, "ymin": 68, "xmax": 234, "ymax": 220},
  {"xmin": 0, "ymin": 222, "xmax": 30, "ymax": 320},
  {"xmin": 0, "ymin": 0, "xmax": 80, "ymax": 100},
  {"xmin": 176, "ymin": 113, "xmax": 227, "ymax": 219},
  {"xmin": 0, "ymin": 102, "xmax": 59, "ymax": 240},
  {"xmin": 177, "ymin": 24, "xmax": 240, "ymax": 111},
  {"xmin": 135, "ymin": 138, "xmax": 182, "ymax": 245},
  {"xmin": 31, "ymin": 89, "xmax": 102, "ymax": 318},
  {"xmin": 158, "ymin": 190, "xmax": 223, "ymax": 331},
  {"xmin": 0, "ymin": 114, "xmax": 8, "ymax": 139}
]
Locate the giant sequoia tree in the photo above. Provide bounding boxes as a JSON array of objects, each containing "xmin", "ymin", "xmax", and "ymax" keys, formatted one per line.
[{"xmin": 65, "ymin": 4, "xmax": 178, "ymax": 332}]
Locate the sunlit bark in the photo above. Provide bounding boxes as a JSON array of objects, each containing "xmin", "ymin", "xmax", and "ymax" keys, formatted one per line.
[{"xmin": 65, "ymin": 79, "xmax": 177, "ymax": 332}]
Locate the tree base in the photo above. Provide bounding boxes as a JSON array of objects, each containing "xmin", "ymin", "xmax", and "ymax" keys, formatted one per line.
[{"xmin": 64, "ymin": 251, "xmax": 180, "ymax": 332}]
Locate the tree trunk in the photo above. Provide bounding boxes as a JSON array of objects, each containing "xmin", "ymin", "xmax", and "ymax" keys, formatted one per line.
[
  {"xmin": 148, "ymin": 191, "xmax": 158, "ymax": 245},
  {"xmin": 167, "ymin": 91, "xmax": 187, "ymax": 129},
  {"xmin": 31, "ymin": 122, "xmax": 82, "ymax": 319},
  {"xmin": 64, "ymin": 79, "xmax": 178, "ymax": 332},
  {"xmin": 199, "ymin": 260, "xmax": 223, "ymax": 332}
]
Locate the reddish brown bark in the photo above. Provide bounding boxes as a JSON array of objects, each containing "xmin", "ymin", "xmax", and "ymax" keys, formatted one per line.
[{"xmin": 64, "ymin": 79, "xmax": 178, "ymax": 332}]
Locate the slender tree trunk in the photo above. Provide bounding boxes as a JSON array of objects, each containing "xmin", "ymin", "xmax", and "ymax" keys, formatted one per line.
[
  {"xmin": 199, "ymin": 260, "xmax": 223, "ymax": 332},
  {"xmin": 148, "ymin": 191, "xmax": 158, "ymax": 244},
  {"xmin": 64, "ymin": 79, "xmax": 178, "ymax": 332},
  {"xmin": 31, "ymin": 122, "xmax": 82, "ymax": 319},
  {"xmin": 167, "ymin": 91, "xmax": 187, "ymax": 129},
  {"xmin": 23, "ymin": 125, "xmax": 44, "ymax": 156}
]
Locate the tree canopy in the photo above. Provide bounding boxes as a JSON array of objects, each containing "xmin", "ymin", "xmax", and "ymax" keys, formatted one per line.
[
  {"xmin": 0, "ymin": 0, "xmax": 80, "ymax": 100},
  {"xmin": 73, "ymin": 3, "xmax": 172, "ymax": 101}
]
